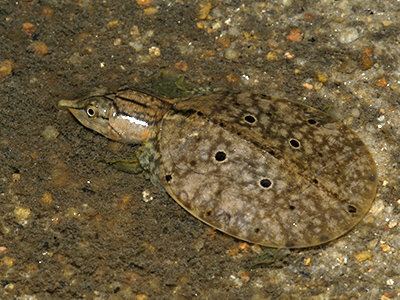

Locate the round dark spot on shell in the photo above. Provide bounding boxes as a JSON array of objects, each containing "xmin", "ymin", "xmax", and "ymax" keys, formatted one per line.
[
  {"xmin": 347, "ymin": 205, "xmax": 357, "ymax": 214},
  {"xmin": 254, "ymin": 228, "xmax": 260, "ymax": 233},
  {"xmin": 165, "ymin": 174, "xmax": 172, "ymax": 182},
  {"xmin": 259, "ymin": 178, "xmax": 273, "ymax": 189},
  {"xmin": 215, "ymin": 151, "xmax": 227, "ymax": 162},
  {"xmin": 289, "ymin": 205, "xmax": 296, "ymax": 210},
  {"xmin": 244, "ymin": 114, "xmax": 257, "ymax": 124},
  {"xmin": 289, "ymin": 138, "xmax": 301, "ymax": 149},
  {"xmin": 312, "ymin": 178, "xmax": 319, "ymax": 184},
  {"xmin": 307, "ymin": 118, "xmax": 317, "ymax": 125}
]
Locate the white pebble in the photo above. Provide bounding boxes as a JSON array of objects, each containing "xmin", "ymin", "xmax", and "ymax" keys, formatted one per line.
[
  {"xmin": 386, "ymin": 278, "xmax": 394, "ymax": 286},
  {"xmin": 339, "ymin": 27, "xmax": 359, "ymax": 44},
  {"xmin": 388, "ymin": 220, "xmax": 398, "ymax": 228},
  {"xmin": 377, "ymin": 115, "xmax": 385, "ymax": 122},
  {"xmin": 142, "ymin": 190, "xmax": 153, "ymax": 203}
]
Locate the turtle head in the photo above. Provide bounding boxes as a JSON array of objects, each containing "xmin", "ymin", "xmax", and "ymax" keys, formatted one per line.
[{"xmin": 58, "ymin": 91, "xmax": 166, "ymax": 144}]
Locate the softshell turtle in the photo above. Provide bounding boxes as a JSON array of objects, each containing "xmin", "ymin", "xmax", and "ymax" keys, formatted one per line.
[{"xmin": 59, "ymin": 89, "xmax": 377, "ymax": 248}]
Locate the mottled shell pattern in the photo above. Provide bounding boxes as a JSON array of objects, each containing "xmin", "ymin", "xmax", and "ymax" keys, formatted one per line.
[{"xmin": 59, "ymin": 89, "xmax": 377, "ymax": 248}]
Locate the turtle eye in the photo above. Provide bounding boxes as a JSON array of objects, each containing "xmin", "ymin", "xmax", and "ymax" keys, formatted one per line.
[{"xmin": 86, "ymin": 106, "xmax": 97, "ymax": 118}]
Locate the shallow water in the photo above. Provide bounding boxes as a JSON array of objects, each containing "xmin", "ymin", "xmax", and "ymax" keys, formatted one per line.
[{"xmin": 0, "ymin": 1, "xmax": 399, "ymax": 298}]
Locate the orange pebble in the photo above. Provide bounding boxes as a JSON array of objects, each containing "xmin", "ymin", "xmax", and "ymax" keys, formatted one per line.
[
  {"xmin": 22, "ymin": 22, "xmax": 36, "ymax": 36},
  {"xmin": 287, "ymin": 28, "xmax": 303, "ymax": 42}
]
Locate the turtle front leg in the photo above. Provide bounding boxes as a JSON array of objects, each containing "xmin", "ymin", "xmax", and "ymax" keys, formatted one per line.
[
  {"xmin": 106, "ymin": 142, "xmax": 155, "ymax": 174},
  {"xmin": 107, "ymin": 157, "xmax": 144, "ymax": 174}
]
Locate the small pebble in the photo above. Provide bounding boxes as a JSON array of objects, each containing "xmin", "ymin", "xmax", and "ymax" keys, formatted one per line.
[
  {"xmin": 130, "ymin": 25, "xmax": 141, "ymax": 37},
  {"xmin": 229, "ymin": 274, "xmax": 243, "ymax": 288},
  {"xmin": 351, "ymin": 108, "xmax": 360, "ymax": 118},
  {"xmin": 316, "ymin": 72, "xmax": 328, "ymax": 83},
  {"xmin": 303, "ymin": 257, "xmax": 312, "ymax": 266},
  {"xmin": 2, "ymin": 256, "xmax": 15, "ymax": 267},
  {"xmin": 135, "ymin": 294, "xmax": 149, "ymax": 300},
  {"xmin": 142, "ymin": 190, "xmax": 153, "ymax": 202},
  {"xmin": 238, "ymin": 270, "xmax": 250, "ymax": 284},
  {"xmin": 4, "ymin": 283, "xmax": 14, "ymax": 292},
  {"xmin": 14, "ymin": 206, "xmax": 32, "ymax": 226},
  {"xmin": 11, "ymin": 173, "xmax": 21, "ymax": 182},
  {"xmin": 148, "ymin": 46, "xmax": 161, "ymax": 57},
  {"xmin": 284, "ymin": 52, "xmax": 295, "ymax": 59},
  {"xmin": 114, "ymin": 38, "xmax": 122, "ymax": 46},
  {"xmin": 0, "ymin": 59, "xmax": 13, "ymax": 79},
  {"xmin": 29, "ymin": 41, "xmax": 49, "ymax": 56},
  {"xmin": 201, "ymin": 49, "xmax": 215, "ymax": 58},
  {"xmin": 282, "ymin": 0, "xmax": 292, "ymax": 6},
  {"xmin": 198, "ymin": 1, "xmax": 212, "ymax": 20},
  {"xmin": 386, "ymin": 279, "xmax": 394, "ymax": 286},
  {"xmin": 226, "ymin": 73, "xmax": 240, "ymax": 84},
  {"xmin": 339, "ymin": 27, "xmax": 359, "ymax": 44},
  {"xmin": 266, "ymin": 51, "xmax": 278, "ymax": 61},
  {"xmin": 144, "ymin": 7, "xmax": 158, "ymax": 15},
  {"xmin": 224, "ymin": 48, "xmax": 239, "ymax": 60},
  {"xmin": 303, "ymin": 83, "xmax": 314, "ymax": 90},
  {"xmin": 387, "ymin": 220, "xmax": 397, "ymax": 228},
  {"xmin": 22, "ymin": 22, "xmax": 36, "ymax": 36},
  {"xmin": 287, "ymin": 28, "xmax": 303, "ymax": 42},
  {"xmin": 377, "ymin": 115, "xmax": 385, "ymax": 122},
  {"xmin": 41, "ymin": 125, "xmax": 59, "ymax": 140},
  {"xmin": 238, "ymin": 242, "xmax": 249, "ymax": 251},
  {"xmin": 107, "ymin": 20, "xmax": 120, "ymax": 29},
  {"xmin": 66, "ymin": 207, "xmax": 80, "ymax": 218},
  {"xmin": 376, "ymin": 77, "xmax": 388, "ymax": 87},
  {"xmin": 174, "ymin": 61, "xmax": 188, "ymax": 72},
  {"xmin": 41, "ymin": 192, "xmax": 54, "ymax": 206},
  {"xmin": 136, "ymin": 0, "xmax": 153, "ymax": 7},
  {"xmin": 354, "ymin": 250, "xmax": 373, "ymax": 262},
  {"xmin": 41, "ymin": 6, "xmax": 54, "ymax": 17},
  {"xmin": 380, "ymin": 243, "xmax": 391, "ymax": 253}
]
